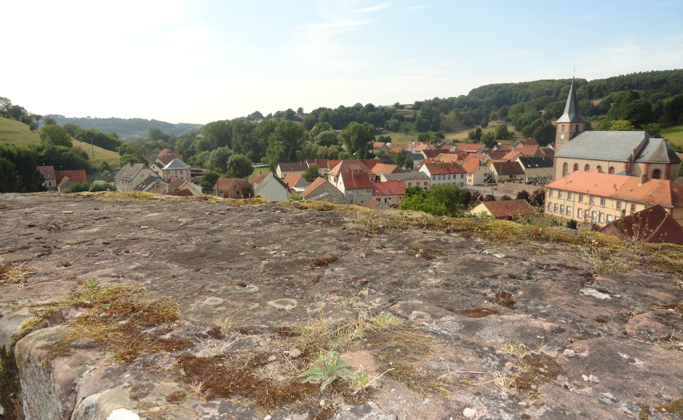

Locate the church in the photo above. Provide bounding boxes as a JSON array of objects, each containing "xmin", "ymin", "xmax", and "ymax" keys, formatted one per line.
[{"xmin": 553, "ymin": 82, "xmax": 680, "ymax": 181}]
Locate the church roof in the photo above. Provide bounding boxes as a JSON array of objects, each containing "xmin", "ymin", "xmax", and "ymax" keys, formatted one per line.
[
  {"xmin": 556, "ymin": 131, "xmax": 651, "ymax": 161},
  {"xmin": 162, "ymin": 158, "xmax": 191, "ymax": 170},
  {"xmin": 635, "ymin": 138, "xmax": 681, "ymax": 164},
  {"xmin": 556, "ymin": 81, "xmax": 586, "ymax": 123}
]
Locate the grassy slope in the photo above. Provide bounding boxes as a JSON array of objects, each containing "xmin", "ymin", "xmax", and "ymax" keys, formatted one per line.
[
  {"xmin": 377, "ymin": 122, "xmax": 519, "ymax": 146},
  {"xmin": 0, "ymin": 117, "xmax": 121, "ymax": 167},
  {"xmin": 662, "ymin": 125, "xmax": 683, "ymax": 148}
]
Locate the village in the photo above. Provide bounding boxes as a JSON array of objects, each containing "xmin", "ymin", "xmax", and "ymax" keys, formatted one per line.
[{"xmin": 35, "ymin": 83, "xmax": 683, "ymax": 245}]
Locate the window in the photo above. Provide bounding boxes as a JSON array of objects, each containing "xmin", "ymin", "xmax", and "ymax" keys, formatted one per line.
[
  {"xmin": 607, "ymin": 215, "xmax": 613, "ymax": 223},
  {"xmin": 554, "ymin": 204, "xmax": 558, "ymax": 213},
  {"xmin": 573, "ymin": 163, "xmax": 579, "ymax": 172},
  {"xmin": 560, "ymin": 205, "xmax": 564, "ymax": 214},
  {"xmin": 616, "ymin": 201, "xmax": 621, "ymax": 210},
  {"xmin": 591, "ymin": 211, "xmax": 597, "ymax": 223},
  {"xmin": 596, "ymin": 165, "xmax": 602, "ymax": 171},
  {"xmin": 589, "ymin": 196, "xmax": 594, "ymax": 205},
  {"xmin": 576, "ymin": 125, "xmax": 579, "ymax": 131},
  {"xmin": 424, "ymin": 182, "xmax": 428, "ymax": 186},
  {"xmin": 563, "ymin": 163, "xmax": 568, "ymax": 176},
  {"xmin": 579, "ymin": 195, "xmax": 583, "ymax": 204},
  {"xmin": 653, "ymin": 169, "xmax": 661, "ymax": 179},
  {"xmin": 549, "ymin": 190, "xmax": 553, "ymax": 198},
  {"xmin": 567, "ymin": 193, "xmax": 572, "ymax": 200},
  {"xmin": 609, "ymin": 167, "xmax": 615, "ymax": 174},
  {"xmin": 585, "ymin": 165, "xmax": 590, "ymax": 172},
  {"xmin": 561, "ymin": 125, "xmax": 565, "ymax": 132},
  {"xmin": 566, "ymin": 206, "xmax": 571, "ymax": 216},
  {"xmin": 558, "ymin": 191, "xmax": 562, "ymax": 199},
  {"xmin": 585, "ymin": 209, "xmax": 590, "ymax": 219},
  {"xmin": 599, "ymin": 213, "xmax": 605, "ymax": 224},
  {"xmin": 578, "ymin": 209, "xmax": 584, "ymax": 219},
  {"xmin": 600, "ymin": 198, "xmax": 605, "ymax": 207},
  {"xmin": 631, "ymin": 204, "xmax": 636, "ymax": 215},
  {"xmin": 408, "ymin": 182, "xmax": 412, "ymax": 187}
]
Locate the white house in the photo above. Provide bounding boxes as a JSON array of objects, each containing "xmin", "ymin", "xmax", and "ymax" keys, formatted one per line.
[{"xmin": 418, "ymin": 162, "xmax": 467, "ymax": 186}]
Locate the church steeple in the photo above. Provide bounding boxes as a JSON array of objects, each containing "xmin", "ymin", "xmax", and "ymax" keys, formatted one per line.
[{"xmin": 555, "ymin": 78, "xmax": 586, "ymax": 156}]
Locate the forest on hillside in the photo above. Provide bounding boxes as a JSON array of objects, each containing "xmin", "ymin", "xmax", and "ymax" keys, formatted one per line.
[{"xmin": 43, "ymin": 115, "xmax": 202, "ymax": 140}]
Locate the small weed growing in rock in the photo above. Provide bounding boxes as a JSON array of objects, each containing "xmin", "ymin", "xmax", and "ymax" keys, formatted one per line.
[
  {"xmin": 0, "ymin": 263, "xmax": 36, "ymax": 285},
  {"xmin": 493, "ymin": 372, "xmax": 518, "ymax": 395},
  {"xmin": 350, "ymin": 373, "xmax": 371, "ymax": 391},
  {"xmin": 371, "ymin": 313, "xmax": 402, "ymax": 329},
  {"xmin": 302, "ymin": 351, "xmax": 354, "ymax": 391},
  {"xmin": 502, "ymin": 341, "xmax": 528, "ymax": 357}
]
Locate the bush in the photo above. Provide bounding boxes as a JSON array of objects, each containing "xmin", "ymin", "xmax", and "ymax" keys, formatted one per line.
[
  {"xmin": 529, "ymin": 189, "xmax": 545, "ymax": 207},
  {"xmin": 66, "ymin": 182, "xmax": 92, "ymax": 193},
  {"xmin": 482, "ymin": 194, "xmax": 496, "ymax": 202},
  {"xmin": 566, "ymin": 219, "xmax": 578, "ymax": 229},
  {"xmin": 516, "ymin": 190, "xmax": 530, "ymax": 202},
  {"xmin": 501, "ymin": 195, "xmax": 511, "ymax": 201},
  {"xmin": 90, "ymin": 183, "xmax": 116, "ymax": 192},
  {"xmin": 288, "ymin": 193, "xmax": 303, "ymax": 201}
]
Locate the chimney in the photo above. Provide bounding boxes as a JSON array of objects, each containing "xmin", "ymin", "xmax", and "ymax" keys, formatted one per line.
[{"xmin": 639, "ymin": 173, "xmax": 646, "ymax": 186}]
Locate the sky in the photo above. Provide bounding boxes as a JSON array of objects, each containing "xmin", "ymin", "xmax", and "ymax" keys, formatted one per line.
[{"xmin": 2, "ymin": 0, "xmax": 683, "ymax": 125}]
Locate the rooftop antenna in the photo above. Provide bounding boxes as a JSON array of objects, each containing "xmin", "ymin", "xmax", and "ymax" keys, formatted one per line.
[{"xmin": 573, "ymin": 66, "xmax": 576, "ymax": 80}]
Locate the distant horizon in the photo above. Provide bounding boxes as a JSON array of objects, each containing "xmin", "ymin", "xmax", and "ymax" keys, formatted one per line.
[{"xmin": 3, "ymin": 0, "xmax": 682, "ymax": 125}]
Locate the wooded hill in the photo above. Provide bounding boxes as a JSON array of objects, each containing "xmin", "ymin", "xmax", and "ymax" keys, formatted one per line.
[{"xmin": 43, "ymin": 115, "xmax": 203, "ymax": 140}]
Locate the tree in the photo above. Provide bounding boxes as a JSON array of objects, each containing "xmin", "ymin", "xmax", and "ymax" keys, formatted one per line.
[
  {"xmin": 501, "ymin": 195, "xmax": 511, "ymax": 201},
  {"xmin": 66, "ymin": 182, "xmax": 92, "ymax": 193},
  {"xmin": 90, "ymin": 183, "xmax": 116, "ymax": 192},
  {"xmin": 43, "ymin": 117, "xmax": 57, "ymax": 126},
  {"xmin": 0, "ymin": 144, "xmax": 46, "ymax": 192},
  {"xmin": 482, "ymin": 132, "xmax": 496, "ymax": 148},
  {"xmin": 417, "ymin": 132, "xmax": 431, "ymax": 142},
  {"xmin": 33, "ymin": 114, "xmax": 42, "ymax": 128},
  {"xmin": 266, "ymin": 120, "xmax": 304, "ymax": 166},
  {"xmin": 474, "ymin": 128, "xmax": 482, "ymax": 142},
  {"xmin": 297, "ymin": 107, "xmax": 304, "ymax": 115},
  {"xmin": 433, "ymin": 131, "xmax": 445, "ymax": 140},
  {"xmin": 199, "ymin": 171, "xmax": 221, "ymax": 193},
  {"xmin": 39, "ymin": 125, "xmax": 72, "ymax": 148},
  {"xmin": 100, "ymin": 161, "xmax": 111, "ymax": 172},
  {"xmin": 494, "ymin": 124, "xmax": 509, "ymax": 139},
  {"xmin": 467, "ymin": 130, "xmax": 476, "ymax": 141},
  {"xmin": 529, "ymin": 189, "xmax": 545, "ymax": 207},
  {"xmin": 516, "ymin": 190, "xmax": 530, "ymax": 202},
  {"xmin": 207, "ymin": 147, "xmax": 234, "ymax": 173},
  {"xmin": 481, "ymin": 117, "xmax": 489, "ymax": 128},
  {"xmin": 310, "ymin": 122, "xmax": 332, "ymax": 138},
  {"xmin": 644, "ymin": 123, "xmax": 661, "ymax": 138},
  {"xmin": 63, "ymin": 123, "xmax": 80, "ymax": 137},
  {"xmin": 284, "ymin": 109, "xmax": 296, "ymax": 121},
  {"xmin": 676, "ymin": 162, "xmax": 683, "ymax": 181},
  {"xmin": 483, "ymin": 194, "xmax": 496, "ymax": 202},
  {"xmin": 226, "ymin": 154, "xmax": 253, "ymax": 179},
  {"xmin": 387, "ymin": 119, "xmax": 400, "ymax": 132},
  {"xmin": 399, "ymin": 184, "xmax": 464, "ymax": 217},
  {"xmin": 609, "ymin": 120, "xmax": 635, "ymax": 131},
  {"xmin": 0, "ymin": 157, "xmax": 19, "ymax": 193},
  {"xmin": 340, "ymin": 122, "xmax": 374, "ymax": 159},
  {"xmin": 533, "ymin": 123, "xmax": 556, "ymax": 146},
  {"xmin": 303, "ymin": 165, "xmax": 320, "ymax": 182}
]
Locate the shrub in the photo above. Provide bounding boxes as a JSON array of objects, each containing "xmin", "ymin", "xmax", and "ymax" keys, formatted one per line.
[
  {"xmin": 66, "ymin": 182, "xmax": 92, "ymax": 193},
  {"xmin": 90, "ymin": 183, "xmax": 116, "ymax": 192},
  {"xmin": 288, "ymin": 193, "xmax": 303, "ymax": 201},
  {"xmin": 501, "ymin": 195, "xmax": 511, "ymax": 201}
]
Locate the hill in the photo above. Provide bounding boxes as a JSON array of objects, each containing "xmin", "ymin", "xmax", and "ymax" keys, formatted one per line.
[
  {"xmin": 0, "ymin": 117, "xmax": 121, "ymax": 168},
  {"xmin": 44, "ymin": 115, "xmax": 203, "ymax": 140},
  {"xmin": 2, "ymin": 194, "xmax": 683, "ymax": 419}
]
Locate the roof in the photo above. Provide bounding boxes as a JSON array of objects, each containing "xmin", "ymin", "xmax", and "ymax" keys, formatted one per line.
[
  {"xmin": 613, "ymin": 177, "xmax": 683, "ymax": 207},
  {"xmin": 556, "ymin": 131, "xmax": 651, "ymax": 161},
  {"xmin": 463, "ymin": 159, "xmax": 485, "ymax": 174},
  {"xmin": 516, "ymin": 139, "xmax": 538, "ymax": 147},
  {"xmin": 248, "ymin": 171, "xmax": 271, "ymax": 186},
  {"xmin": 134, "ymin": 176, "xmax": 166, "ymax": 191},
  {"xmin": 389, "ymin": 146, "xmax": 404, "ymax": 153},
  {"xmin": 487, "ymin": 152, "xmax": 509, "ymax": 160},
  {"xmin": 517, "ymin": 156, "xmax": 554, "ymax": 169},
  {"xmin": 283, "ymin": 173, "xmax": 308, "ymax": 189},
  {"xmin": 371, "ymin": 163, "xmax": 402, "ymax": 175},
  {"xmin": 328, "ymin": 160, "xmax": 370, "ymax": 177},
  {"xmin": 456, "ymin": 144, "xmax": 483, "ymax": 152},
  {"xmin": 490, "ymin": 161, "xmax": 525, "ymax": 176},
  {"xmin": 599, "ymin": 205, "xmax": 683, "ymax": 245},
  {"xmin": 635, "ymin": 138, "xmax": 681, "ymax": 163},
  {"xmin": 414, "ymin": 144, "xmax": 433, "ymax": 152},
  {"xmin": 423, "ymin": 162, "xmax": 466, "ymax": 175},
  {"xmin": 371, "ymin": 181, "xmax": 406, "ymax": 196},
  {"xmin": 503, "ymin": 150, "xmax": 521, "ymax": 161},
  {"xmin": 57, "ymin": 177, "xmax": 73, "ymax": 188},
  {"xmin": 478, "ymin": 200, "xmax": 536, "ymax": 218},
  {"xmin": 381, "ymin": 172, "xmax": 429, "ymax": 181},
  {"xmin": 414, "ymin": 159, "xmax": 438, "ymax": 171},
  {"xmin": 557, "ymin": 81, "xmax": 586, "ymax": 123},
  {"xmin": 538, "ymin": 147, "xmax": 555, "ymax": 158},
  {"xmin": 495, "ymin": 144, "xmax": 513, "ymax": 152},
  {"xmin": 422, "ymin": 149, "xmax": 446, "ymax": 159},
  {"xmin": 358, "ymin": 159, "xmax": 380, "ymax": 170},
  {"xmin": 302, "ymin": 177, "xmax": 329, "ymax": 198},
  {"xmin": 406, "ymin": 152, "xmax": 423, "ymax": 161},
  {"xmin": 464, "ymin": 154, "xmax": 489, "ymax": 165},
  {"xmin": 55, "ymin": 170, "xmax": 87, "ymax": 184},
  {"xmin": 360, "ymin": 200, "xmax": 389, "ymax": 209},
  {"xmin": 215, "ymin": 177, "xmax": 250, "ymax": 191},
  {"xmin": 515, "ymin": 146, "xmax": 540, "ymax": 157},
  {"xmin": 38, "ymin": 166, "xmax": 56, "ymax": 182},
  {"xmin": 162, "ymin": 158, "xmax": 191, "ymax": 170},
  {"xmin": 341, "ymin": 171, "xmax": 373, "ymax": 190},
  {"xmin": 116, "ymin": 163, "xmax": 145, "ymax": 181},
  {"xmin": 278, "ymin": 162, "xmax": 308, "ymax": 172},
  {"xmin": 547, "ymin": 169, "xmax": 630, "ymax": 196},
  {"xmin": 254, "ymin": 172, "xmax": 290, "ymax": 197},
  {"xmin": 147, "ymin": 183, "xmax": 168, "ymax": 195},
  {"xmin": 437, "ymin": 152, "xmax": 468, "ymax": 163},
  {"xmin": 373, "ymin": 142, "xmax": 390, "ymax": 149},
  {"xmin": 676, "ymin": 177, "xmax": 683, "ymax": 187},
  {"xmin": 306, "ymin": 159, "xmax": 328, "ymax": 169}
]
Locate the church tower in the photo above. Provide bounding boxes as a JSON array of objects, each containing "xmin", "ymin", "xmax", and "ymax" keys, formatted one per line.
[{"xmin": 554, "ymin": 80, "xmax": 585, "ymax": 154}]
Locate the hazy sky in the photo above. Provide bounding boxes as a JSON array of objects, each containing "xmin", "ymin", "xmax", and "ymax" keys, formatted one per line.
[{"xmin": 2, "ymin": 0, "xmax": 682, "ymax": 124}]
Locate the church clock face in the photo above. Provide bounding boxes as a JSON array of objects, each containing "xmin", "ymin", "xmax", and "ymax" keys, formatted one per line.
[{"xmin": 560, "ymin": 135, "xmax": 565, "ymax": 139}]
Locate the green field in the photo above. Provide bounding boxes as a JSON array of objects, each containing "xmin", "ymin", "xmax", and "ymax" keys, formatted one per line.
[
  {"xmin": 0, "ymin": 117, "xmax": 121, "ymax": 168},
  {"xmin": 662, "ymin": 125, "xmax": 683, "ymax": 148}
]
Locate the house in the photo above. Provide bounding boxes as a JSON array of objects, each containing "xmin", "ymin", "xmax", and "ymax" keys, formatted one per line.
[
  {"xmin": 276, "ymin": 162, "xmax": 308, "ymax": 179},
  {"xmin": 488, "ymin": 161, "xmax": 526, "ymax": 182},
  {"xmin": 252, "ymin": 172, "xmax": 290, "ymax": 201},
  {"xmin": 57, "ymin": 177, "xmax": 77, "ymax": 192},
  {"xmin": 515, "ymin": 139, "xmax": 538, "ymax": 147},
  {"xmin": 55, "ymin": 170, "xmax": 87, "ymax": 185},
  {"xmin": 517, "ymin": 157, "xmax": 554, "ymax": 183},
  {"xmin": 389, "ymin": 145, "xmax": 404, "ymax": 153},
  {"xmin": 546, "ymin": 169, "xmax": 683, "ymax": 227},
  {"xmin": 133, "ymin": 176, "xmax": 167, "ymax": 192},
  {"xmin": 301, "ymin": 178, "xmax": 350, "ymax": 204},
  {"xmin": 327, "ymin": 160, "xmax": 371, "ymax": 190},
  {"xmin": 463, "ymin": 159, "xmax": 493, "ymax": 186},
  {"xmin": 471, "ymin": 200, "xmax": 536, "ymax": 220},
  {"xmin": 503, "ymin": 150, "xmax": 522, "ymax": 161},
  {"xmin": 406, "ymin": 152, "xmax": 424, "ymax": 167},
  {"xmin": 599, "ymin": 205, "xmax": 683, "ymax": 245},
  {"xmin": 379, "ymin": 172, "xmax": 430, "ymax": 190},
  {"xmin": 439, "ymin": 145, "xmax": 458, "ymax": 153},
  {"xmin": 539, "ymin": 147, "xmax": 554, "ymax": 159},
  {"xmin": 161, "ymin": 159, "xmax": 192, "ymax": 182},
  {"xmin": 413, "ymin": 159, "xmax": 438, "ymax": 171},
  {"xmin": 493, "ymin": 144, "xmax": 514, "ymax": 152},
  {"xmin": 456, "ymin": 144, "xmax": 487, "ymax": 154},
  {"xmin": 464, "ymin": 154, "xmax": 490, "ymax": 166},
  {"xmin": 370, "ymin": 163, "xmax": 402, "ymax": 177},
  {"xmin": 373, "ymin": 142, "xmax": 392, "ymax": 153},
  {"xmin": 370, "ymin": 181, "xmax": 407, "ymax": 206},
  {"xmin": 165, "ymin": 179, "xmax": 203, "ymax": 196},
  {"xmin": 306, "ymin": 160, "xmax": 330, "ymax": 176},
  {"xmin": 406, "ymin": 141, "xmax": 434, "ymax": 153},
  {"xmin": 419, "ymin": 162, "xmax": 467, "ymax": 186},
  {"xmin": 339, "ymin": 171, "xmax": 373, "ymax": 204},
  {"xmin": 514, "ymin": 145, "xmax": 542, "ymax": 158},
  {"xmin": 150, "ymin": 149, "xmax": 184, "ymax": 176},
  {"xmin": 283, "ymin": 173, "xmax": 309, "ymax": 193},
  {"xmin": 436, "ymin": 152, "xmax": 468, "ymax": 165},
  {"xmin": 115, "ymin": 163, "xmax": 160, "ymax": 192},
  {"xmin": 37, "ymin": 166, "xmax": 57, "ymax": 190},
  {"xmin": 554, "ymin": 81, "xmax": 681, "ymax": 180},
  {"xmin": 486, "ymin": 151, "xmax": 509, "ymax": 161},
  {"xmin": 361, "ymin": 200, "xmax": 391, "ymax": 210},
  {"xmin": 190, "ymin": 167, "xmax": 209, "ymax": 183},
  {"xmin": 213, "ymin": 178, "xmax": 253, "ymax": 199},
  {"xmin": 421, "ymin": 149, "xmax": 448, "ymax": 160}
]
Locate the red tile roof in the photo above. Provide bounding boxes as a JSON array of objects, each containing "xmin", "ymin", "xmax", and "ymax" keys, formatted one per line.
[
  {"xmin": 515, "ymin": 146, "xmax": 540, "ymax": 157},
  {"xmin": 370, "ymin": 163, "xmax": 402, "ymax": 175},
  {"xmin": 547, "ymin": 169, "xmax": 629, "ymax": 196},
  {"xmin": 495, "ymin": 144, "xmax": 513, "ymax": 152},
  {"xmin": 389, "ymin": 146, "xmax": 404, "ymax": 153},
  {"xmin": 214, "ymin": 177, "xmax": 249, "ymax": 191},
  {"xmin": 306, "ymin": 159, "xmax": 328, "ymax": 169},
  {"xmin": 341, "ymin": 171, "xmax": 373, "ymax": 190},
  {"xmin": 413, "ymin": 159, "xmax": 438, "ymax": 171},
  {"xmin": 614, "ymin": 177, "xmax": 683, "ymax": 207},
  {"xmin": 463, "ymin": 159, "xmax": 482, "ymax": 174},
  {"xmin": 503, "ymin": 150, "xmax": 521, "ymax": 161},
  {"xmin": 55, "ymin": 170, "xmax": 87, "ymax": 184},
  {"xmin": 464, "ymin": 154, "xmax": 488, "ymax": 165},
  {"xmin": 516, "ymin": 139, "xmax": 538, "ymax": 147},
  {"xmin": 302, "ymin": 177, "xmax": 328, "ymax": 198},
  {"xmin": 371, "ymin": 181, "xmax": 406, "ymax": 196},
  {"xmin": 373, "ymin": 142, "xmax": 389, "ymax": 149},
  {"xmin": 456, "ymin": 144, "xmax": 483, "ymax": 152},
  {"xmin": 422, "ymin": 149, "xmax": 445, "ymax": 159},
  {"xmin": 479, "ymin": 199, "xmax": 536, "ymax": 219},
  {"xmin": 487, "ymin": 152, "xmax": 508, "ymax": 161},
  {"xmin": 328, "ymin": 160, "xmax": 370, "ymax": 177},
  {"xmin": 283, "ymin": 173, "xmax": 305, "ymax": 189},
  {"xmin": 248, "ymin": 171, "xmax": 271, "ymax": 186},
  {"xmin": 423, "ymin": 162, "xmax": 466, "ymax": 175},
  {"xmin": 38, "ymin": 166, "xmax": 56, "ymax": 181},
  {"xmin": 490, "ymin": 161, "xmax": 525, "ymax": 176},
  {"xmin": 599, "ymin": 205, "xmax": 683, "ymax": 245}
]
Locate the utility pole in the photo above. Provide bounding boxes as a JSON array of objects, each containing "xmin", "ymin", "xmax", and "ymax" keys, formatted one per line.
[{"xmin": 91, "ymin": 138, "xmax": 95, "ymax": 160}]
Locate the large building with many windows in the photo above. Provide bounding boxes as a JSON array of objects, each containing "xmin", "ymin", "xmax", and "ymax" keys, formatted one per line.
[
  {"xmin": 545, "ymin": 169, "xmax": 683, "ymax": 228},
  {"xmin": 553, "ymin": 81, "xmax": 680, "ymax": 181}
]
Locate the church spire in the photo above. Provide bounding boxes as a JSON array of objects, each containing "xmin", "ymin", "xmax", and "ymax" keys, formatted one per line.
[{"xmin": 557, "ymin": 79, "xmax": 585, "ymax": 123}]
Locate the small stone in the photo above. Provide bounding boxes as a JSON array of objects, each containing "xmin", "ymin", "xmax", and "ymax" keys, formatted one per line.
[
  {"xmin": 106, "ymin": 408, "xmax": 139, "ymax": 420},
  {"xmin": 505, "ymin": 362, "xmax": 514, "ymax": 369},
  {"xmin": 416, "ymin": 254, "xmax": 421, "ymax": 258},
  {"xmin": 289, "ymin": 348, "xmax": 302, "ymax": 358},
  {"xmin": 603, "ymin": 392, "xmax": 614, "ymax": 399},
  {"xmin": 582, "ymin": 374, "xmax": 589, "ymax": 382},
  {"xmin": 62, "ymin": 211, "xmax": 73, "ymax": 214},
  {"xmin": 589, "ymin": 374, "xmax": 600, "ymax": 383},
  {"xmin": 268, "ymin": 355, "xmax": 277, "ymax": 362},
  {"xmin": 320, "ymin": 400, "xmax": 325, "ymax": 407},
  {"xmin": 563, "ymin": 349, "xmax": 576, "ymax": 357},
  {"xmin": 140, "ymin": 226, "xmax": 149, "ymax": 229},
  {"xmin": 463, "ymin": 407, "xmax": 477, "ymax": 419},
  {"xmin": 264, "ymin": 416, "xmax": 272, "ymax": 420},
  {"xmin": 360, "ymin": 253, "xmax": 366, "ymax": 258}
]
